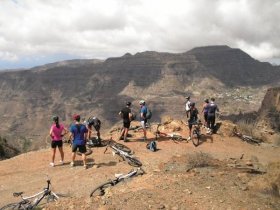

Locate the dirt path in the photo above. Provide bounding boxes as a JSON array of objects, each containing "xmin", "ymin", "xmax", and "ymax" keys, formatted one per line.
[{"xmin": 0, "ymin": 121, "xmax": 279, "ymax": 209}]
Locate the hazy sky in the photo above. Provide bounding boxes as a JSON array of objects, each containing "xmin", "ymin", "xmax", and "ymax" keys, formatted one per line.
[{"xmin": 0, "ymin": 0, "xmax": 280, "ymax": 69}]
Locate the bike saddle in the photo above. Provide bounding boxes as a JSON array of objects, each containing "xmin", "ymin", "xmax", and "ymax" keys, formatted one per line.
[{"xmin": 13, "ymin": 192, "xmax": 24, "ymax": 197}]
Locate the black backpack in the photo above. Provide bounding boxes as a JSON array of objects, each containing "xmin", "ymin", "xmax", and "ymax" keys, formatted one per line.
[
  {"xmin": 146, "ymin": 141, "xmax": 157, "ymax": 152},
  {"xmin": 146, "ymin": 108, "xmax": 152, "ymax": 120}
]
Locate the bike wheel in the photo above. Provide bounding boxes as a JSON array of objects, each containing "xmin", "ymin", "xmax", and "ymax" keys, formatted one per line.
[
  {"xmin": 192, "ymin": 130, "xmax": 200, "ymax": 147},
  {"xmin": 0, "ymin": 202, "xmax": 22, "ymax": 210},
  {"xmin": 90, "ymin": 181, "xmax": 115, "ymax": 197},
  {"xmin": 126, "ymin": 156, "xmax": 142, "ymax": 167},
  {"xmin": 113, "ymin": 143, "xmax": 131, "ymax": 154}
]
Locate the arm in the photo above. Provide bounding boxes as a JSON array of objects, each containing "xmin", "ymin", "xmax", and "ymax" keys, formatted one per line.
[{"xmin": 49, "ymin": 126, "xmax": 54, "ymax": 139}]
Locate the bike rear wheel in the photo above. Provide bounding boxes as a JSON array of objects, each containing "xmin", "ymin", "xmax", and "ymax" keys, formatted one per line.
[
  {"xmin": 125, "ymin": 156, "xmax": 142, "ymax": 167},
  {"xmin": 113, "ymin": 143, "xmax": 131, "ymax": 154},
  {"xmin": 192, "ymin": 130, "xmax": 200, "ymax": 147},
  {"xmin": 90, "ymin": 180, "xmax": 115, "ymax": 197},
  {"xmin": 0, "ymin": 202, "xmax": 23, "ymax": 210}
]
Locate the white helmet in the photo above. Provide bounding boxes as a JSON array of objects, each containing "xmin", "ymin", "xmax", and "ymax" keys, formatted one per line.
[{"xmin": 139, "ymin": 100, "xmax": 145, "ymax": 105}]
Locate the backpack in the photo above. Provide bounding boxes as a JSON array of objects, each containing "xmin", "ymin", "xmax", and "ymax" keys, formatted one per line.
[
  {"xmin": 146, "ymin": 141, "xmax": 157, "ymax": 152},
  {"xmin": 146, "ymin": 108, "xmax": 152, "ymax": 120}
]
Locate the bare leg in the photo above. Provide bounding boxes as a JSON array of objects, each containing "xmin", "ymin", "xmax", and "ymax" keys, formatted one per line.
[
  {"xmin": 82, "ymin": 153, "xmax": 86, "ymax": 166},
  {"xmin": 51, "ymin": 148, "xmax": 56, "ymax": 163},
  {"xmin": 58, "ymin": 146, "xmax": 64, "ymax": 162},
  {"xmin": 71, "ymin": 152, "xmax": 76, "ymax": 164},
  {"xmin": 124, "ymin": 128, "xmax": 128, "ymax": 141}
]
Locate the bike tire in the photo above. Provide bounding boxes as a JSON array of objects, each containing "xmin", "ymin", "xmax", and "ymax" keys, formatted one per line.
[
  {"xmin": 113, "ymin": 143, "xmax": 131, "ymax": 154},
  {"xmin": 192, "ymin": 130, "xmax": 200, "ymax": 147},
  {"xmin": 90, "ymin": 180, "xmax": 115, "ymax": 197},
  {"xmin": 125, "ymin": 156, "xmax": 142, "ymax": 167},
  {"xmin": 0, "ymin": 202, "xmax": 22, "ymax": 210}
]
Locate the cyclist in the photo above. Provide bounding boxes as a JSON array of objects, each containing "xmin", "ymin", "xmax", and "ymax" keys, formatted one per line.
[
  {"xmin": 70, "ymin": 114, "xmax": 88, "ymax": 169},
  {"xmin": 139, "ymin": 100, "xmax": 148, "ymax": 141},
  {"xmin": 185, "ymin": 96, "xmax": 191, "ymax": 118},
  {"xmin": 49, "ymin": 116, "xmax": 67, "ymax": 167},
  {"xmin": 206, "ymin": 98, "xmax": 219, "ymax": 134},
  {"xmin": 86, "ymin": 116, "xmax": 101, "ymax": 145},
  {"xmin": 119, "ymin": 102, "xmax": 132, "ymax": 142},
  {"xmin": 187, "ymin": 102, "xmax": 199, "ymax": 140},
  {"xmin": 201, "ymin": 99, "xmax": 209, "ymax": 127}
]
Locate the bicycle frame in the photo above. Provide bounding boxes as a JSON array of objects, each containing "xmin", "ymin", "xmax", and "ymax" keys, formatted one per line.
[
  {"xmin": 155, "ymin": 123, "xmax": 185, "ymax": 141},
  {"xmin": 104, "ymin": 140, "xmax": 142, "ymax": 167},
  {"xmin": 7, "ymin": 180, "xmax": 59, "ymax": 209},
  {"xmin": 90, "ymin": 168, "xmax": 144, "ymax": 197}
]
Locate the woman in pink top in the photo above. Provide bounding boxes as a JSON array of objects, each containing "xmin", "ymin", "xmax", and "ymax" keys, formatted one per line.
[{"xmin": 49, "ymin": 116, "xmax": 67, "ymax": 167}]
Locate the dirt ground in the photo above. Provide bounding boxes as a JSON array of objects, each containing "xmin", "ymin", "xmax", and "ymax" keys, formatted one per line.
[{"xmin": 0, "ymin": 120, "xmax": 279, "ymax": 210}]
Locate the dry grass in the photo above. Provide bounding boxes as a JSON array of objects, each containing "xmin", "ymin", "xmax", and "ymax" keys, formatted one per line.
[
  {"xmin": 187, "ymin": 152, "xmax": 214, "ymax": 169},
  {"xmin": 236, "ymin": 119, "xmax": 263, "ymax": 140}
]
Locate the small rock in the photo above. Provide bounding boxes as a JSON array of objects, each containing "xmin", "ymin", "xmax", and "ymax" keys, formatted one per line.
[
  {"xmin": 240, "ymin": 186, "xmax": 248, "ymax": 191},
  {"xmin": 158, "ymin": 204, "xmax": 165, "ymax": 209},
  {"xmin": 220, "ymin": 200, "xmax": 224, "ymax": 203},
  {"xmin": 206, "ymin": 186, "xmax": 211, "ymax": 189}
]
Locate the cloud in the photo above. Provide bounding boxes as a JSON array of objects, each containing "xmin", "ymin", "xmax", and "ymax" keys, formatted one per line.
[{"xmin": 0, "ymin": 0, "xmax": 279, "ymax": 68}]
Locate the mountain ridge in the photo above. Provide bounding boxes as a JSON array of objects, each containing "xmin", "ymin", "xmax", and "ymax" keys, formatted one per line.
[{"xmin": 0, "ymin": 45, "xmax": 279, "ymax": 153}]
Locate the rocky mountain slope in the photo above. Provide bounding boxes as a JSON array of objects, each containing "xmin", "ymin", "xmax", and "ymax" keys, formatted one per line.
[{"xmin": 0, "ymin": 45, "xmax": 279, "ymax": 152}]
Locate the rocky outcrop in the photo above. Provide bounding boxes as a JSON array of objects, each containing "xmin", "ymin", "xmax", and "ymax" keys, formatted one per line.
[{"xmin": 257, "ymin": 87, "xmax": 280, "ymax": 132}]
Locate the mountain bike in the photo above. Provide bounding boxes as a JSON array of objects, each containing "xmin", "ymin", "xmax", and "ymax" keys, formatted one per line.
[
  {"xmin": 190, "ymin": 120, "xmax": 203, "ymax": 147},
  {"xmin": 0, "ymin": 179, "xmax": 66, "ymax": 210},
  {"xmin": 154, "ymin": 123, "xmax": 188, "ymax": 141},
  {"xmin": 90, "ymin": 168, "xmax": 144, "ymax": 197},
  {"xmin": 232, "ymin": 127, "xmax": 261, "ymax": 145},
  {"xmin": 104, "ymin": 139, "xmax": 142, "ymax": 167}
]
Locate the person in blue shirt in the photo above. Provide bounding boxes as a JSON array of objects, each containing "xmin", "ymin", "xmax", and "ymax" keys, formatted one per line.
[
  {"xmin": 70, "ymin": 114, "xmax": 88, "ymax": 169},
  {"xmin": 139, "ymin": 100, "xmax": 147, "ymax": 141}
]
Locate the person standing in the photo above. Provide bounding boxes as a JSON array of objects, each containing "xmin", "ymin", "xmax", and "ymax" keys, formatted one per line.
[
  {"xmin": 139, "ymin": 100, "xmax": 148, "ymax": 141},
  {"xmin": 187, "ymin": 102, "xmax": 199, "ymax": 140},
  {"xmin": 207, "ymin": 98, "xmax": 219, "ymax": 134},
  {"xmin": 49, "ymin": 116, "xmax": 67, "ymax": 167},
  {"xmin": 185, "ymin": 96, "xmax": 191, "ymax": 118},
  {"xmin": 119, "ymin": 102, "xmax": 132, "ymax": 142},
  {"xmin": 201, "ymin": 99, "xmax": 209, "ymax": 128},
  {"xmin": 70, "ymin": 114, "xmax": 88, "ymax": 169}
]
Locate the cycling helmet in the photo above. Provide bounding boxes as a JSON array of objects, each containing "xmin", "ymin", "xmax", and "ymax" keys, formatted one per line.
[
  {"xmin": 73, "ymin": 114, "xmax": 80, "ymax": 121},
  {"xmin": 190, "ymin": 102, "xmax": 195, "ymax": 107},
  {"xmin": 186, "ymin": 96, "xmax": 190, "ymax": 100},
  {"xmin": 139, "ymin": 100, "xmax": 145, "ymax": 105},
  {"xmin": 126, "ymin": 101, "xmax": 131, "ymax": 106},
  {"xmin": 52, "ymin": 116, "xmax": 59, "ymax": 122}
]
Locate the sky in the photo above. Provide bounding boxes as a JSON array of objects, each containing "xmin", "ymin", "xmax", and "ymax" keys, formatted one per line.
[{"xmin": 0, "ymin": 0, "xmax": 280, "ymax": 69}]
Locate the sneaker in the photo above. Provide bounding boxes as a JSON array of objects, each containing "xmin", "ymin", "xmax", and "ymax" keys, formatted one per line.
[
  {"xmin": 187, "ymin": 136, "xmax": 191, "ymax": 141},
  {"xmin": 84, "ymin": 164, "xmax": 87, "ymax": 169},
  {"xmin": 49, "ymin": 162, "xmax": 55, "ymax": 167},
  {"xmin": 59, "ymin": 160, "xmax": 64, "ymax": 165},
  {"xmin": 70, "ymin": 162, "xmax": 75, "ymax": 167}
]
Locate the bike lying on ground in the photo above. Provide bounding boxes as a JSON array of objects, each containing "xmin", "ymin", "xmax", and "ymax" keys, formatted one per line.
[
  {"xmin": 232, "ymin": 127, "xmax": 261, "ymax": 145},
  {"xmin": 104, "ymin": 139, "xmax": 142, "ymax": 167},
  {"xmin": 0, "ymin": 179, "xmax": 66, "ymax": 210},
  {"xmin": 154, "ymin": 123, "xmax": 188, "ymax": 141},
  {"xmin": 190, "ymin": 120, "xmax": 203, "ymax": 147},
  {"xmin": 90, "ymin": 168, "xmax": 144, "ymax": 197}
]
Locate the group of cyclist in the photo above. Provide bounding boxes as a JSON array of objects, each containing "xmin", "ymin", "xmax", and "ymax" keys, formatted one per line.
[
  {"xmin": 49, "ymin": 97, "xmax": 218, "ymax": 169},
  {"xmin": 49, "ymin": 114, "xmax": 101, "ymax": 169},
  {"xmin": 185, "ymin": 96, "xmax": 219, "ymax": 140}
]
